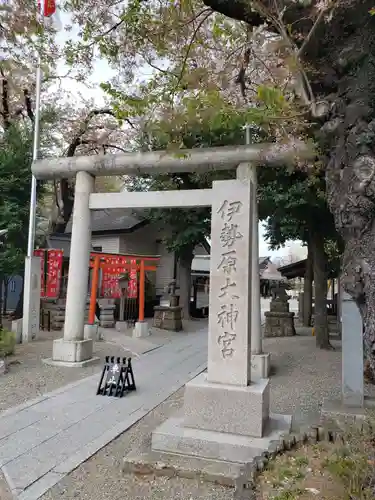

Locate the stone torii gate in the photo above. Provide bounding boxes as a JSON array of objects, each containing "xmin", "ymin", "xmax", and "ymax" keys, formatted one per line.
[
  {"xmin": 32, "ymin": 142, "xmax": 309, "ymax": 370},
  {"xmin": 31, "ymin": 140, "xmax": 311, "ymax": 464}
]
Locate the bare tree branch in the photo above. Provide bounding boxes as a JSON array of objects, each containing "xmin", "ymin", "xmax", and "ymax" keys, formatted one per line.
[
  {"xmin": 23, "ymin": 89, "xmax": 34, "ymax": 123},
  {"xmin": 1, "ymin": 70, "xmax": 10, "ymax": 130},
  {"xmin": 175, "ymin": 9, "xmax": 214, "ymax": 90},
  {"xmin": 65, "ymin": 108, "xmax": 116, "ymax": 157},
  {"xmin": 78, "ymin": 139, "xmax": 130, "ymax": 153}
]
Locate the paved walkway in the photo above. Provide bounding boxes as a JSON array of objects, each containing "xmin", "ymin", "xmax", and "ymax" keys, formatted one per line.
[{"xmin": 0, "ymin": 329, "xmax": 208, "ymax": 500}]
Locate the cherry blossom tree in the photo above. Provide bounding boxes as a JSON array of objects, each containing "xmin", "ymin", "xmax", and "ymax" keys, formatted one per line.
[{"xmin": 59, "ymin": 0, "xmax": 375, "ymax": 374}]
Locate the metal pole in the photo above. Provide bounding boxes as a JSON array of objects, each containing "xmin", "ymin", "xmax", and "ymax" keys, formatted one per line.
[
  {"xmin": 26, "ymin": 54, "xmax": 42, "ymax": 257},
  {"xmin": 22, "ymin": 46, "xmax": 43, "ymax": 342}
]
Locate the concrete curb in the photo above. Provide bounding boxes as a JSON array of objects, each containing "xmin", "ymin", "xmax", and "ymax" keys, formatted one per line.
[
  {"xmin": 123, "ymin": 423, "xmax": 349, "ymax": 499},
  {"xmin": 233, "ymin": 423, "xmax": 348, "ymax": 499}
]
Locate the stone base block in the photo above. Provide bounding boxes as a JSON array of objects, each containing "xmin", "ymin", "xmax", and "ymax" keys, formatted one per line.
[
  {"xmin": 0, "ymin": 359, "xmax": 6, "ymax": 375},
  {"xmin": 183, "ymin": 373, "xmax": 270, "ymax": 438},
  {"xmin": 116, "ymin": 321, "xmax": 130, "ymax": 332},
  {"xmin": 264, "ymin": 311, "xmax": 296, "ymax": 338},
  {"xmin": 152, "ymin": 413, "xmax": 291, "ymax": 464},
  {"xmin": 45, "ymin": 338, "xmax": 99, "ymax": 367},
  {"xmin": 133, "ymin": 321, "xmax": 150, "ymax": 338},
  {"xmin": 123, "ymin": 446, "xmax": 243, "ymax": 487},
  {"xmin": 251, "ymin": 353, "xmax": 271, "ymax": 380},
  {"xmin": 320, "ymin": 397, "xmax": 375, "ymax": 429},
  {"xmin": 84, "ymin": 323, "xmax": 101, "ymax": 341},
  {"xmin": 153, "ymin": 306, "xmax": 183, "ymax": 331},
  {"xmin": 99, "ymin": 305, "xmax": 115, "ymax": 328},
  {"xmin": 11, "ymin": 319, "xmax": 23, "ymax": 344},
  {"xmin": 100, "ymin": 321, "xmax": 115, "ymax": 328},
  {"xmin": 43, "ymin": 356, "xmax": 100, "ymax": 368}
]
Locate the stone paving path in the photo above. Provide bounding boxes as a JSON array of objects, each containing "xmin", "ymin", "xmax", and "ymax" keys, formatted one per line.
[{"xmin": 0, "ymin": 328, "xmax": 208, "ymax": 500}]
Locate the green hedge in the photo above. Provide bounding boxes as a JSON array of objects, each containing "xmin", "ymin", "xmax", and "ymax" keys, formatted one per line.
[{"xmin": 0, "ymin": 329, "xmax": 15, "ymax": 357}]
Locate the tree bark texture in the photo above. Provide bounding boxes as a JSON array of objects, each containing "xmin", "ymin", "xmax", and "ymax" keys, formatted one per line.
[
  {"xmin": 303, "ymin": 244, "xmax": 313, "ymax": 327},
  {"xmin": 201, "ymin": 0, "xmax": 375, "ymax": 373},
  {"xmin": 0, "ymin": 276, "xmax": 3, "ymax": 328},
  {"xmin": 317, "ymin": 1, "xmax": 375, "ymax": 368},
  {"xmin": 2, "ymin": 278, "xmax": 8, "ymax": 317}
]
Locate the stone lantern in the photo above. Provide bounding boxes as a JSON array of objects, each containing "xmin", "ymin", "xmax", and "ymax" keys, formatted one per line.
[
  {"xmin": 264, "ymin": 282, "xmax": 296, "ymax": 337},
  {"xmin": 153, "ymin": 279, "xmax": 183, "ymax": 331}
]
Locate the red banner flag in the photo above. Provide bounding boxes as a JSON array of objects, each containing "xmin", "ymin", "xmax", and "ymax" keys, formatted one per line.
[
  {"xmin": 38, "ymin": 0, "xmax": 56, "ymax": 17},
  {"xmin": 46, "ymin": 249, "xmax": 63, "ymax": 298},
  {"xmin": 101, "ymin": 257, "xmax": 123, "ymax": 298},
  {"xmin": 33, "ymin": 249, "xmax": 46, "ymax": 297},
  {"xmin": 128, "ymin": 259, "xmax": 138, "ymax": 299}
]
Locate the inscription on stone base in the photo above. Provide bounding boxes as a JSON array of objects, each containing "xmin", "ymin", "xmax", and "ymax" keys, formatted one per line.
[
  {"xmin": 207, "ymin": 179, "xmax": 253, "ymax": 386},
  {"xmin": 264, "ymin": 311, "xmax": 296, "ymax": 337},
  {"xmin": 153, "ymin": 306, "xmax": 183, "ymax": 331}
]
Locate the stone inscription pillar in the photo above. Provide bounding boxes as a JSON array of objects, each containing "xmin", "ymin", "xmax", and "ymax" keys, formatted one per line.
[
  {"xmin": 207, "ymin": 179, "xmax": 253, "ymax": 386},
  {"xmin": 237, "ymin": 163, "xmax": 271, "ymax": 379}
]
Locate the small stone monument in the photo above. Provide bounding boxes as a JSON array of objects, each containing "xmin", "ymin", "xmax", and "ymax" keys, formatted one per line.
[
  {"xmin": 153, "ymin": 279, "xmax": 183, "ymax": 331},
  {"xmin": 148, "ymin": 179, "xmax": 291, "ymax": 466},
  {"xmin": 264, "ymin": 284, "xmax": 296, "ymax": 337},
  {"xmin": 99, "ymin": 301, "xmax": 116, "ymax": 328}
]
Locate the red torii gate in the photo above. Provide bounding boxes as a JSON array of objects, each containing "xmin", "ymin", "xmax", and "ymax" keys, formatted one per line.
[{"xmin": 88, "ymin": 252, "xmax": 160, "ymax": 325}]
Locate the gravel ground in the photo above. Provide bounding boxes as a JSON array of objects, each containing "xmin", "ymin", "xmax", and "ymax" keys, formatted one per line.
[
  {"xmin": 0, "ymin": 330, "xmax": 131, "ymax": 412},
  {"xmin": 40, "ymin": 330, "xmax": 371, "ymax": 500},
  {"xmin": 0, "ymin": 318, "xmax": 208, "ymax": 412},
  {"xmin": 3, "ymin": 323, "xmax": 373, "ymax": 499},
  {"xmin": 41, "ymin": 387, "xmax": 234, "ymax": 500}
]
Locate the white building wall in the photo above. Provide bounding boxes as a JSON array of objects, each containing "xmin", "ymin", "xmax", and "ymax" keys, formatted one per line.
[
  {"xmin": 155, "ymin": 242, "xmax": 175, "ymax": 295},
  {"xmin": 91, "ymin": 226, "xmax": 209, "ymax": 298},
  {"xmin": 119, "ymin": 224, "xmax": 164, "ymax": 292},
  {"xmin": 91, "ymin": 235, "xmax": 120, "ymax": 254},
  {"xmin": 118, "ymin": 224, "xmax": 158, "ymax": 255}
]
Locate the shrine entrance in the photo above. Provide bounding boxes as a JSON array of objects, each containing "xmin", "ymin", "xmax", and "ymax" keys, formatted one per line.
[
  {"xmin": 88, "ymin": 252, "xmax": 159, "ymax": 326},
  {"xmin": 30, "ymin": 141, "xmax": 310, "ymax": 366}
]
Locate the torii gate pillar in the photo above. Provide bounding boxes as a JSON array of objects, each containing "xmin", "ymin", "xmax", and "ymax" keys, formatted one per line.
[{"xmin": 46, "ymin": 171, "xmax": 97, "ymax": 367}]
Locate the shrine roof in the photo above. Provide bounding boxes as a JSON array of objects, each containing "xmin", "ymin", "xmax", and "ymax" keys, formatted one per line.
[{"xmin": 64, "ymin": 209, "xmax": 146, "ymax": 234}]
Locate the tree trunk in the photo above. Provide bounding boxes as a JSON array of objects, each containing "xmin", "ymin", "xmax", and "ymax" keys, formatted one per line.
[
  {"xmin": 310, "ymin": 232, "xmax": 330, "ymax": 349},
  {"xmin": 202, "ymin": 0, "xmax": 375, "ymax": 378},
  {"xmin": 303, "ymin": 244, "xmax": 313, "ymax": 327},
  {"xmin": 0, "ymin": 276, "xmax": 3, "ymax": 328},
  {"xmin": 50, "ymin": 179, "xmax": 75, "ymax": 234},
  {"xmin": 2, "ymin": 278, "xmax": 8, "ymax": 317},
  {"xmin": 315, "ymin": 1, "xmax": 375, "ymax": 373},
  {"xmin": 178, "ymin": 249, "xmax": 193, "ymax": 321},
  {"xmin": 13, "ymin": 275, "xmax": 24, "ymax": 319}
]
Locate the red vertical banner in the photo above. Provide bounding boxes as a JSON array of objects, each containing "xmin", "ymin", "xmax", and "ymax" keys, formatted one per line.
[
  {"xmin": 101, "ymin": 257, "xmax": 122, "ymax": 298},
  {"xmin": 38, "ymin": 0, "xmax": 56, "ymax": 17},
  {"xmin": 111, "ymin": 265, "xmax": 122, "ymax": 298},
  {"xmin": 33, "ymin": 249, "xmax": 45, "ymax": 297},
  {"xmin": 128, "ymin": 259, "xmax": 138, "ymax": 298},
  {"xmin": 101, "ymin": 265, "xmax": 111, "ymax": 297},
  {"xmin": 46, "ymin": 249, "xmax": 64, "ymax": 298},
  {"xmin": 107, "ymin": 257, "xmax": 122, "ymax": 298}
]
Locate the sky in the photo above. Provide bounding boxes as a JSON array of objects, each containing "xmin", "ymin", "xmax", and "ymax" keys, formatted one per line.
[{"xmin": 49, "ymin": 10, "xmax": 304, "ymax": 260}]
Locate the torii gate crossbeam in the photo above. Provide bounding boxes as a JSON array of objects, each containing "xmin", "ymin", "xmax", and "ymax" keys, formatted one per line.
[{"xmin": 25, "ymin": 140, "xmax": 313, "ymax": 369}]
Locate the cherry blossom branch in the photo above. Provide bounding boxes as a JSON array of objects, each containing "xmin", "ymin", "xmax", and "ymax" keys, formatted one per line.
[{"xmin": 175, "ymin": 9, "xmax": 214, "ymax": 89}]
